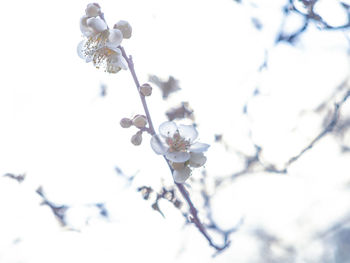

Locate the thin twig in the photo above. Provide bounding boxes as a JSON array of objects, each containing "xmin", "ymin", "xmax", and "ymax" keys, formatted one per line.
[{"xmin": 119, "ymin": 46, "xmax": 156, "ymax": 135}]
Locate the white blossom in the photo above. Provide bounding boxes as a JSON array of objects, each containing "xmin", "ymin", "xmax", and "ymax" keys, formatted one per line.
[
  {"xmin": 78, "ymin": 28, "xmax": 127, "ymax": 73},
  {"xmin": 151, "ymin": 121, "xmax": 209, "ymax": 162},
  {"xmin": 78, "ymin": 5, "xmax": 128, "ymax": 74},
  {"xmin": 150, "ymin": 121, "xmax": 209, "ymax": 183}
]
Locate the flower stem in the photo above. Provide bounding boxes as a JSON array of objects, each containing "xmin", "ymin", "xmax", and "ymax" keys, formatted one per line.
[
  {"xmin": 119, "ymin": 46, "xmax": 156, "ymax": 136},
  {"xmin": 120, "ymin": 46, "xmax": 227, "ymax": 252}
]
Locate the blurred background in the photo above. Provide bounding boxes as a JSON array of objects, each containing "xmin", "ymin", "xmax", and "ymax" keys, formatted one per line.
[{"xmin": 1, "ymin": 0, "xmax": 350, "ymax": 262}]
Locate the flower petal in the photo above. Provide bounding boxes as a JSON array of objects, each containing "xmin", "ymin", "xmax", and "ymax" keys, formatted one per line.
[
  {"xmin": 165, "ymin": 151, "xmax": 190, "ymax": 162},
  {"xmin": 80, "ymin": 15, "xmax": 93, "ymax": 37},
  {"xmin": 107, "ymin": 28, "xmax": 123, "ymax": 48},
  {"xmin": 178, "ymin": 124, "xmax": 198, "ymax": 142},
  {"xmin": 77, "ymin": 41, "xmax": 85, "ymax": 59},
  {"xmin": 173, "ymin": 167, "xmax": 191, "ymax": 183},
  {"xmin": 87, "ymin": 17, "xmax": 107, "ymax": 34},
  {"xmin": 189, "ymin": 152, "xmax": 207, "ymax": 168},
  {"xmin": 159, "ymin": 121, "xmax": 178, "ymax": 137},
  {"xmin": 190, "ymin": 142, "xmax": 210, "ymax": 153},
  {"xmin": 77, "ymin": 41, "xmax": 92, "ymax": 62},
  {"xmin": 150, "ymin": 134, "xmax": 168, "ymax": 155}
]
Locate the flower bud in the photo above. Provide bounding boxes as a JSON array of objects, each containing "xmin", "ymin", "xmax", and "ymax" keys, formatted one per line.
[
  {"xmin": 120, "ymin": 118, "xmax": 132, "ymax": 128},
  {"xmin": 172, "ymin": 162, "xmax": 185, "ymax": 170},
  {"xmin": 173, "ymin": 166, "xmax": 191, "ymax": 183},
  {"xmin": 85, "ymin": 3, "xmax": 101, "ymax": 17},
  {"xmin": 114, "ymin": 20, "xmax": 132, "ymax": 39},
  {"xmin": 189, "ymin": 152, "xmax": 207, "ymax": 168},
  {"xmin": 131, "ymin": 131, "xmax": 142, "ymax": 146},
  {"xmin": 140, "ymin": 83, "xmax": 152, "ymax": 96},
  {"xmin": 132, "ymin": 115, "xmax": 147, "ymax": 129}
]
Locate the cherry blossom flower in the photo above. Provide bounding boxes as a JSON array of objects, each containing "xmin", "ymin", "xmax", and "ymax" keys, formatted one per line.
[
  {"xmin": 151, "ymin": 121, "xmax": 209, "ymax": 183},
  {"xmin": 77, "ymin": 4, "xmax": 128, "ymax": 73}
]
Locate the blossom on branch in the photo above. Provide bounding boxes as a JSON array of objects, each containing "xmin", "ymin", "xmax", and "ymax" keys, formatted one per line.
[
  {"xmin": 77, "ymin": 3, "xmax": 131, "ymax": 74},
  {"xmin": 151, "ymin": 121, "xmax": 209, "ymax": 183}
]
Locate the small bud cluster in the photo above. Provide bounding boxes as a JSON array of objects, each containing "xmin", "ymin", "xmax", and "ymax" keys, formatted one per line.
[
  {"xmin": 77, "ymin": 3, "xmax": 133, "ymax": 74},
  {"xmin": 120, "ymin": 115, "xmax": 148, "ymax": 146},
  {"xmin": 137, "ymin": 186, "xmax": 183, "ymax": 217}
]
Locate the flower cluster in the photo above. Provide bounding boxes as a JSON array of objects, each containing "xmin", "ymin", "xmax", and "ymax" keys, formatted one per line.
[
  {"xmin": 77, "ymin": 3, "xmax": 132, "ymax": 73},
  {"xmin": 151, "ymin": 121, "xmax": 209, "ymax": 183}
]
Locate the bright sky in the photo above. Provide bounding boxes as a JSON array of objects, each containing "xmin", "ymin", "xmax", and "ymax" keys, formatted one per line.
[{"xmin": 1, "ymin": 0, "xmax": 350, "ymax": 262}]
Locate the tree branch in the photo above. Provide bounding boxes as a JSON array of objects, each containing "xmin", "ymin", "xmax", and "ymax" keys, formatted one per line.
[{"xmin": 120, "ymin": 46, "xmax": 227, "ymax": 252}]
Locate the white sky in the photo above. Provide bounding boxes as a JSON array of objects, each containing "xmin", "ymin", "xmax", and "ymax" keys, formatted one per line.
[{"xmin": 1, "ymin": 0, "xmax": 350, "ymax": 262}]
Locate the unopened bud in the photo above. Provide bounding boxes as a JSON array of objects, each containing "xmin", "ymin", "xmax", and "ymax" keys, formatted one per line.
[
  {"xmin": 131, "ymin": 131, "xmax": 142, "ymax": 146},
  {"xmin": 172, "ymin": 162, "xmax": 185, "ymax": 170},
  {"xmin": 120, "ymin": 118, "xmax": 132, "ymax": 128},
  {"xmin": 140, "ymin": 83, "xmax": 152, "ymax": 96},
  {"xmin": 85, "ymin": 3, "xmax": 101, "ymax": 17},
  {"xmin": 114, "ymin": 20, "xmax": 132, "ymax": 39},
  {"xmin": 132, "ymin": 115, "xmax": 147, "ymax": 128}
]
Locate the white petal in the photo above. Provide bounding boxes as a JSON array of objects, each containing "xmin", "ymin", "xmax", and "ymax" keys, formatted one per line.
[
  {"xmin": 107, "ymin": 29, "xmax": 123, "ymax": 47},
  {"xmin": 108, "ymin": 53, "xmax": 127, "ymax": 72},
  {"xmin": 159, "ymin": 121, "xmax": 178, "ymax": 137},
  {"xmin": 189, "ymin": 152, "xmax": 207, "ymax": 168},
  {"xmin": 150, "ymin": 134, "xmax": 168, "ymax": 155},
  {"xmin": 85, "ymin": 56, "xmax": 93, "ymax": 63},
  {"xmin": 173, "ymin": 167, "xmax": 191, "ymax": 183},
  {"xmin": 165, "ymin": 151, "xmax": 190, "ymax": 162},
  {"xmin": 77, "ymin": 41, "xmax": 93, "ymax": 62},
  {"xmin": 80, "ymin": 15, "xmax": 93, "ymax": 37},
  {"xmin": 77, "ymin": 41, "xmax": 85, "ymax": 59},
  {"xmin": 87, "ymin": 17, "xmax": 107, "ymax": 34},
  {"xmin": 178, "ymin": 124, "xmax": 198, "ymax": 142},
  {"xmin": 190, "ymin": 142, "xmax": 210, "ymax": 153},
  {"xmin": 107, "ymin": 46, "xmax": 122, "ymax": 54}
]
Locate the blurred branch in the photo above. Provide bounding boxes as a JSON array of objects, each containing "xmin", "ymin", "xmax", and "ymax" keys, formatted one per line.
[
  {"xmin": 216, "ymin": 87, "xmax": 350, "ymax": 186},
  {"xmin": 274, "ymin": 0, "xmax": 350, "ymax": 44},
  {"xmin": 200, "ymin": 171, "xmax": 243, "ymax": 255},
  {"xmin": 149, "ymin": 75, "xmax": 181, "ymax": 99},
  {"xmin": 3, "ymin": 173, "xmax": 26, "ymax": 183},
  {"xmin": 285, "ymin": 90, "xmax": 350, "ymax": 165},
  {"xmin": 36, "ymin": 186, "xmax": 69, "ymax": 227}
]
